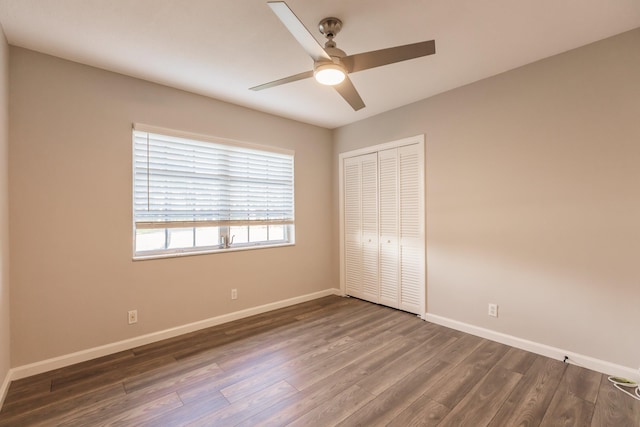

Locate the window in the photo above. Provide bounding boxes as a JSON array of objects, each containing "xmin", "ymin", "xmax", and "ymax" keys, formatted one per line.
[{"xmin": 133, "ymin": 125, "xmax": 295, "ymax": 259}]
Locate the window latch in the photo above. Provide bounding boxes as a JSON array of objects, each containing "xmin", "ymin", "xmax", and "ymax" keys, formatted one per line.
[{"xmin": 222, "ymin": 234, "xmax": 235, "ymax": 249}]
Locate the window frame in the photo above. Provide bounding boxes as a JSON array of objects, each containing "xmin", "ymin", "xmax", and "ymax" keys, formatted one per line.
[{"xmin": 132, "ymin": 124, "xmax": 295, "ymax": 260}]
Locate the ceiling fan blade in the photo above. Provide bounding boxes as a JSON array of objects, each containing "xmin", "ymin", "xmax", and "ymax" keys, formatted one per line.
[
  {"xmin": 342, "ymin": 40, "xmax": 435, "ymax": 73},
  {"xmin": 250, "ymin": 70, "xmax": 314, "ymax": 91},
  {"xmin": 268, "ymin": 1, "xmax": 331, "ymax": 62},
  {"xmin": 334, "ymin": 76, "xmax": 365, "ymax": 111}
]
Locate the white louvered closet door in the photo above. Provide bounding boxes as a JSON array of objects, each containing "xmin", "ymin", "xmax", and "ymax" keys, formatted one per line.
[
  {"xmin": 378, "ymin": 149, "xmax": 399, "ymax": 308},
  {"xmin": 343, "ymin": 153, "xmax": 379, "ymax": 304},
  {"xmin": 342, "ymin": 136, "xmax": 424, "ymax": 315},
  {"xmin": 398, "ymin": 143, "xmax": 424, "ymax": 314}
]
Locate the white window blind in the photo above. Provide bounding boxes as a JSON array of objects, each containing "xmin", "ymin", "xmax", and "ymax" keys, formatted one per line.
[{"xmin": 133, "ymin": 129, "xmax": 295, "ymax": 230}]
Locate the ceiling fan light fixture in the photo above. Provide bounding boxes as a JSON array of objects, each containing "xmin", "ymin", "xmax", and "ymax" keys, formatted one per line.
[{"xmin": 314, "ymin": 62, "xmax": 346, "ymax": 86}]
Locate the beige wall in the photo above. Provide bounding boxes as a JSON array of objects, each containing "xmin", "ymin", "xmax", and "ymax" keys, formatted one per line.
[
  {"xmin": 334, "ymin": 29, "xmax": 640, "ymax": 369},
  {"xmin": 0, "ymin": 26, "xmax": 10, "ymax": 387},
  {"xmin": 9, "ymin": 48, "xmax": 334, "ymax": 366}
]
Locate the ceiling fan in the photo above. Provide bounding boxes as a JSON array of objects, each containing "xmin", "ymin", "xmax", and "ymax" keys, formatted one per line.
[{"xmin": 250, "ymin": 1, "xmax": 436, "ymax": 111}]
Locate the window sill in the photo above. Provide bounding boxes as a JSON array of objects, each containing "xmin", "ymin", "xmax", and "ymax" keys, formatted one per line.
[{"xmin": 132, "ymin": 242, "xmax": 295, "ymax": 261}]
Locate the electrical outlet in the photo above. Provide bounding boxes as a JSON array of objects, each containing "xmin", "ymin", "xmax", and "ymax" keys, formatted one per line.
[
  {"xmin": 128, "ymin": 310, "xmax": 138, "ymax": 324},
  {"xmin": 488, "ymin": 303, "xmax": 498, "ymax": 318},
  {"xmin": 231, "ymin": 289, "xmax": 238, "ymax": 300}
]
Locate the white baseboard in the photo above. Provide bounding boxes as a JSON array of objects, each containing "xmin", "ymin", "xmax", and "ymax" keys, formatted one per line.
[
  {"xmin": 9, "ymin": 288, "xmax": 342, "ymax": 382},
  {"xmin": 424, "ymin": 313, "xmax": 639, "ymax": 381}
]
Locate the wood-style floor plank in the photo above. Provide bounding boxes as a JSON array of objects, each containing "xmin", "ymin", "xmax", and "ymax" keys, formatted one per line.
[
  {"xmin": 488, "ymin": 356, "xmax": 566, "ymax": 427},
  {"xmin": 386, "ymin": 394, "xmax": 450, "ymax": 427},
  {"xmin": 0, "ymin": 383, "xmax": 126, "ymax": 427},
  {"xmin": 186, "ymin": 380, "xmax": 297, "ymax": 426},
  {"xmin": 539, "ymin": 391, "xmax": 595, "ymax": 427},
  {"xmin": 592, "ymin": 375, "xmax": 640, "ymax": 427},
  {"xmin": 92, "ymin": 392, "xmax": 183, "ymax": 427},
  {"xmin": 356, "ymin": 332, "xmax": 457, "ymax": 396},
  {"xmin": 219, "ymin": 335, "xmax": 356, "ymax": 403},
  {"xmin": 500, "ymin": 346, "xmax": 539, "ymax": 375},
  {"xmin": 337, "ymin": 356, "xmax": 453, "ymax": 426},
  {"xmin": 284, "ymin": 334, "xmax": 405, "ymax": 392},
  {"xmin": 288, "ymin": 384, "xmax": 375, "ymax": 427},
  {"xmin": 139, "ymin": 392, "xmax": 229, "ymax": 427},
  {"xmin": 429, "ymin": 339, "xmax": 510, "ymax": 409},
  {"xmin": 1, "ymin": 295, "xmax": 638, "ymax": 426},
  {"xmin": 435, "ymin": 332, "xmax": 484, "ymax": 365},
  {"xmin": 538, "ymin": 364, "xmax": 602, "ymax": 427},
  {"xmin": 237, "ymin": 332, "xmax": 433, "ymax": 426},
  {"xmin": 563, "ymin": 363, "xmax": 603, "ymax": 403},
  {"xmin": 437, "ymin": 365, "xmax": 522, "ymax": 426}
]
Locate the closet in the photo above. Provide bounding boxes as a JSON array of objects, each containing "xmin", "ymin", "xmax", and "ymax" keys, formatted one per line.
[{"xmin": 340, "ymin": 136, "xmax": 425, "ymax": 315}]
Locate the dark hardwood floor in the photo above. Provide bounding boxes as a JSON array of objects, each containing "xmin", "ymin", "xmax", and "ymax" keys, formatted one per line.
[{"xmin": 1, "ymin": 295, "xmax": 638, "ymax": 426}]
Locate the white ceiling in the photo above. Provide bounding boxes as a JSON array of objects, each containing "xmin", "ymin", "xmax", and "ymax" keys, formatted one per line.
[{"xmin": 0, "ymin": 1, "xmax": 638, "ymax": 129}]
